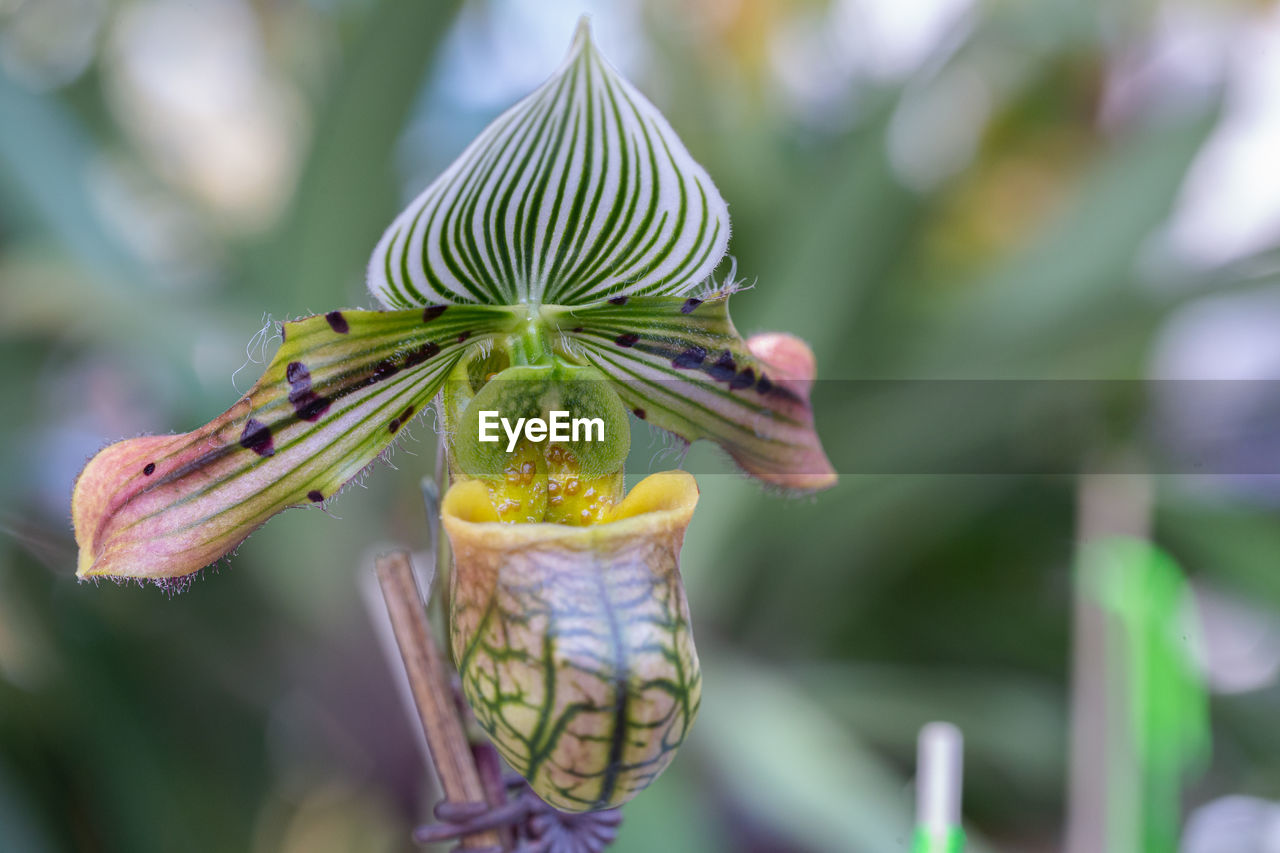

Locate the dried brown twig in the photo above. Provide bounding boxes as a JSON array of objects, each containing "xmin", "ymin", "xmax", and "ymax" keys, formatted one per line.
[{"xmin": 375, "ymin": 551, "xmax": 501, "ymax": 850}]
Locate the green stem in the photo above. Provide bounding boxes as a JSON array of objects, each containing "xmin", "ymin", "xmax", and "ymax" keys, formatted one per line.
[
  {"xmin": 426, "ymin": 428, "xmax": 453, "ymax": 659},
  {"xmin": 510, "ymin": 314, "xmax": 550, "ymax": 366}
]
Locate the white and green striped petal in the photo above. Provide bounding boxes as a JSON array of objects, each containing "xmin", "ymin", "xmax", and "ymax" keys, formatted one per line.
[
  {"xmin": 542, "ymin": 297, "xmax": 837, "ymax": 492},
  {"xmin": 73, "ymin": 305, "xmax": 521, "ymax": 583},
  {"xmin": 368, "ymin": 18, "xmax": 729, "ymax": 309}
]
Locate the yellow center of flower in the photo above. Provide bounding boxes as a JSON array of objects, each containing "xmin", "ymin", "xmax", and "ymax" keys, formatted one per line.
[{"xmin": 481, "ymin": 437, "xmax": 624, "ymax": 525}]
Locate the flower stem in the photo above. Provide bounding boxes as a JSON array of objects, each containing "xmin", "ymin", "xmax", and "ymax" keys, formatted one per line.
[
  {"xmin": 374, "ymin": 550, "xmax": 501, "ymax": 850},
  {"xmin": 424, "ymin": 432, "xmax": 454, "ymax": 654},
  {"xmin": 433, "ymin": 433, "xmax": 453, "ymax": 618}
]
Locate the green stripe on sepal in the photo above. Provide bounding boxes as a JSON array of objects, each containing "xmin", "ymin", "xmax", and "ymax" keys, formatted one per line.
[
  {"xmin": 542, "ymin": 296, "xmax": 837, "ymax": 491},
  {"xmin": 366, "ymin": 17, "xmax": 729, "ymax": 309},
  {"xmin": 73, "ymin": 305, "xmax": 521, "ymax": 582}
]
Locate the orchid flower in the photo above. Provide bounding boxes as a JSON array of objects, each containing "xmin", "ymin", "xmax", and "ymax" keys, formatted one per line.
[{"xmin": 72, "ymin": 19, "xmax": 835, "ymax": 812}]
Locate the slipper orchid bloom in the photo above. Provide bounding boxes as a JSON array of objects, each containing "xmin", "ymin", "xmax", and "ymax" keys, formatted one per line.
[{"xmin": 72, "ymin": 19, "xmax": 835, "ymax": 811}]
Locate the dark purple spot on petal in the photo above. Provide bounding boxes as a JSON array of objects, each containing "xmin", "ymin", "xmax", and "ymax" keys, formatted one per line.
[
  {"xmin": 422, "ymin": 305, "xmax": 447, "ymax": 322},
  {"xmin": 457, "ymin": 331, "xmax": 472, "ymax": 343},
  {"xmin": 295, "ymin": 396, "xmax": 331, "ymax": 421},
  {"xmin": 401, "ymin": 406, "xmax": 415, "ymax": 422},
  {"xmin": 286, "ymin": 361, "xmax": 330, "ymax": 421},
  {"xmin": 615, "ymin": 333, "xmax": 640, "ymax": 347},
  {"xmin": 608, "ymin": 295, "xmax": 628, "ymax": 306},
  {"xmin": 142, "ymin": 462, "xmax": 156, "ymax": 476},
  {"xmin": 672, "ymin": 346, "xmax": 706, "ymax": 369},
  {"xmin": 681, "ymin": 298, "xmax": 702, "ymax": 314},
  {"xmin": 729, "ymin": 367, "xmax": 755, "ymax": 391},
  {"xmin": 239, "ymin": 419, "xmax": 274, "ymax": 457},
  {"xmin": 388, "ymin": 418, "xmax": 401, "ymax": 433},
  {"xmin": 325, "ymin": 311, "xmax": 349, "ymax": 334},
  {"xmin": 403, "ymin": 341, "xmax": 441, "ymax": 369},
  {"xmin": 371, "ymin": 359, "xmax": 401, "ymax": 382},
  {"xmin": 279, "ymin": 323, "xmax": 286, "ymax": 342},
  {"xmin": 286, "ymin": 361, "xmax": 309, "ymax": 386},
  {"xmin": 633, "ymin": 408, "xmax": 646, "ymax": 420},
  {"xmin": 571, "ymin": 327, "xmax": 584, "ymax": 334},
  {"xmin": 707, "ymin": 350, "xmax": 737, "ymax": 382},
  {"xmin": 307, "ymin": 490, "xmax": 324, "ymax": 503},
  {"xmin": 756, "ymin": 373, "xmax": 774, "ymax": 395}
]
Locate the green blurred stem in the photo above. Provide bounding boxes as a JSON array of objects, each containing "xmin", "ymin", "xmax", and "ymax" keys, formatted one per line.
[{"xmin": 1066, "ymin": 468, "xmax": 1151, "ymax": 853}]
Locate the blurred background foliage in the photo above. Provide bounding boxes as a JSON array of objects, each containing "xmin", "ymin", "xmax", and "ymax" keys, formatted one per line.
[{"xmin": 4, "ymin": 0, "xmax": 1280, "ymax": 850}]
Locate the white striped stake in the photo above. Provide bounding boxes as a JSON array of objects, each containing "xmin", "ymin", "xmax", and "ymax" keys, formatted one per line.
[{"xmin": 912, "ymin": 722, "xmax": 966, "ymax": 853}]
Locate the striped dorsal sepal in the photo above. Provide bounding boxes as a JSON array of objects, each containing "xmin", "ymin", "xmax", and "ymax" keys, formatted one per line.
[{"xmin": 367, "ymin": 18, "xmax": 729, "ymax": 309}]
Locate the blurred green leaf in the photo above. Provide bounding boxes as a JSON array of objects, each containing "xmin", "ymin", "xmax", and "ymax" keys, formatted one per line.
[
  {"xmin": 794, "ymin": 662, "xmax": 1065, "ymax": 797},
  {"xmin": 0, "ymin": 758, "xmax": 55, "ymax": 853},
  {"xmin": 250, "ymin": 0, "xmax": 463, "ymax": 314},
  {"xmin": 695, "ymin": 650, "xmax": 996, "ymax": 853},
  {"xmin": 0, "ymin": 72, "xmax": 152, "ymax": 291},
  {"xmin": 914, "ymin": 107, "xmax": 1221, "ymax": 377}
]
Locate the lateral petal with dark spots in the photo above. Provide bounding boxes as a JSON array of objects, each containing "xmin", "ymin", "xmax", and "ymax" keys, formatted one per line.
[{"xmin": 72, "ymin": 307, "xmax": 520, "ymax": 581}]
